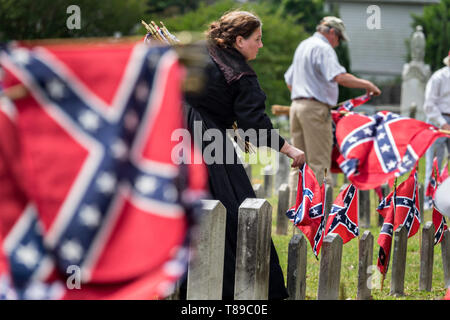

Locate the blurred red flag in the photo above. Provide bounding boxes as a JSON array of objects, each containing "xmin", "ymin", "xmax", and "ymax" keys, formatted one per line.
[{"xmin": 0, "ymin": 41, "xmax": 207, "ymax": 299}]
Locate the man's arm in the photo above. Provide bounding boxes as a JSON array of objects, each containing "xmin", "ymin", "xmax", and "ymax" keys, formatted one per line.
[{"xmin": 334, "ymin": 73, "xmax": 381, "ymax": 96}]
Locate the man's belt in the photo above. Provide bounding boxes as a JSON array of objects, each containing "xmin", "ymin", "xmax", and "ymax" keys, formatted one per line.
[
  {"xmin": 294, "ymin": 97, "xmax": 330, "ymax": 108},
  {"xmin": 442, "ymin": 113, "xmax": 450, "ymax": 117}
]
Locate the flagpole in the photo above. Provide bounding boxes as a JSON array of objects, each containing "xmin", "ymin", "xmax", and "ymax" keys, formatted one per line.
[{"xmin": 381, "ymin": 177, "xmax": 397, "ymax": 291}]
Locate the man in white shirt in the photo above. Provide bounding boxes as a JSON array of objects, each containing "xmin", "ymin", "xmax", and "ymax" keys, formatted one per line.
[
  {"xmin": 423, "ymin": 50, "xmax": 450, "ymax": 209},
  {"xmin": 284, "ymin": 16, "xmax": 380, "ymax": 204}
]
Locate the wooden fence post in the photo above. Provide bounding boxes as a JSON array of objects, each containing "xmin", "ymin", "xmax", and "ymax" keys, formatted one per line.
[
  {"xmin": 234, "ymin": 198, "xmax": 272, "ymax": 300},
  {"xmin": 359, "ymin": 190, "xmax": 371, "ymax": 229},
  {"xmin": 325, "ymin": 184, "xmax": 333, "ymax": 221},
  {"xmin": 317, "ymin": 233, "xmax": 343, "ymax": 300},
  {"xmin": 287, "ymin": 233, "xmax": 307, "ymax": 300},
  {"xmin": 276, "ymin": 184, "xmax": 289, "ymax": 235},
  {"xmin": 390, "ymin": 225, "xmax": 408, "ymax": 296},
  {"xmin": 263, "ymin": 165, "xmax": 273, "ymax": 198},
  {"xmin": 253, "ymin": 184, "xmax": 264, "ymax": 199},
  {"xmin": 186, "ymin": 200, "xmax": 227, "ymax": 300},
  {"xmin": 441, "ymin": 229, "xmax": 450, "ymax": 287},
  {"xmin": 419, "ymin": 222, "xmax": 434, "ymax": 291},
  {"xmin": 357, "ymin": 230, "xmax": 374, "ymax": 300}
]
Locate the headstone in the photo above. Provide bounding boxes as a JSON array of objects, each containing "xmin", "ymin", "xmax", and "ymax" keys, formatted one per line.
[
  {"xmin": 359, "ymin": 190, "xmax": 371, "ymax": 229},
  {"xmin": 419, "ymin": 222, "xmax": 434, "ymax": 291},
  {"xmin": 275, "ymin": 153, "xmax": 290, "ymax": 190},
  {"xmin": 253, "ymin": 184, "xmax": 264, "ymax": 199},
  {"xmin": 263, "ymin": 165, "xmax": 273, "ymax": 198},
  {"xmin": 441, "ymin": 230, "xmax": 450, "ymax": 287},
  {"xmin": 317, "ymin": 233, "xmax": 343, "ymax": 300},
  {"xmin": 390, "ymin": 225, "xmax": 408, "ymax": 296},
  {"xmin": 234, "ymin": 198, "xmax": 272, "ymax": 300},
  {"xmin": 400, "ymin": 25, "xmax": 431, "ymax": 121},
  {"xmin": 276, "ymin": 184, "xmax": 289, "ymax": 235},
  {"xmin": 357, "ymin": 230, "xmax": 374, "ymax": 300},
  {"xmin": 287, "ymin": 233, "xmax": 307, "ymax": 300},
  {"xmin": 187, "ymin": 200, "xmax": 226, "ymax": 299}
]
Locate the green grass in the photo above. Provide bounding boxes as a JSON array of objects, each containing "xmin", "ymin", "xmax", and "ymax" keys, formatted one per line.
[{"xmin": 245, "ymin": 151, "xmax": 448, "ymax": 300}]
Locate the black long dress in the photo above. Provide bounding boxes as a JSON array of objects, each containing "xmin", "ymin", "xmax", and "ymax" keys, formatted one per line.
[{"xmin": 184, "ymin": 44, "xmax": 288, "ymax": 300}]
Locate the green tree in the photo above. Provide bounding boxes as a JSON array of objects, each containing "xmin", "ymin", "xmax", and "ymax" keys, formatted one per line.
[
  {"xmin": 0, "ymin": 0, "xmax": 146, "ymax": 41},
  {"xmin": 412, "ymin": 0, "xmax": 450, "ymax": 72}
]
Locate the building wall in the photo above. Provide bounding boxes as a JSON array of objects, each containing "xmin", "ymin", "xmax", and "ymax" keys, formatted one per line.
[{"xmin": 326, "ymin": 1, "xmax": 430, "ymax": 81}]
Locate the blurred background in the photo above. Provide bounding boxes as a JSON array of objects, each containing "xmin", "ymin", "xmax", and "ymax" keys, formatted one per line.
[{"xmin": 1, "ymin": 0, "xmax": 448, "ymax": 125}]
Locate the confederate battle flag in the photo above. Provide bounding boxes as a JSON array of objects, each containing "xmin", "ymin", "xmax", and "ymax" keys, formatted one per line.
[
  {"xmin": 0, "ymin": 41, "xmax": 207, "ymax": 299},
  {"xmin": 325, "ymin": 184, "xmax": 359, "ymax": 244},
  {"xmin": 286, "ymin": 163, "xmax": 325, "ymax": 258},
  {"xmin": 376, "ymin": 167, "xmax": 421, "ymax": 274},
  {"xmin": 426, "ymin": 158, "xmax": 448, "ymax": 245},
  {"xmin": 336, "ymin": 111, "xmax": 449, "ymax": 190}
]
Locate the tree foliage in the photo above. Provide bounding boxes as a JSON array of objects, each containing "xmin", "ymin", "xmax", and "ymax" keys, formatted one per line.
[
  {"xmin": 0, "ymin": 0, "xmax": 146, "ymax": 41},
  {"xmin": 412, "ymin": 0, "xmax": 450, "ymax": 72}
]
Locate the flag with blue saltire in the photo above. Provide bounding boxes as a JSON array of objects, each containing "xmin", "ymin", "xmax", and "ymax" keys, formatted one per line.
[
  {"xmin": 325, "ymin": 184, "xmax": 359, "ymax": 244},
  {"xmin": 336, "ymin": 111, "xmax": 448, "ymax": 190},
  {"xmin": 0, "ymin": 41, "xmax": 207, "ymax": 299},
  {"xmin": 286, "ymin": 163, "xmax": 325, "ymax": 257}
]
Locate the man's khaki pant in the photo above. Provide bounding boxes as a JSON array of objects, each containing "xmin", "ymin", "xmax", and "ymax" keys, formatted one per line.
[{"xmin": 288, "ymin": 99, "xmax": 333, "ymax": 206}]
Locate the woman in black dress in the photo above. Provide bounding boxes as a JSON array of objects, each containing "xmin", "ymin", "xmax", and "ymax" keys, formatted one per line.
[{"xmin": 184, "ymin": 10, "xmax": 305, "ymax": 299}]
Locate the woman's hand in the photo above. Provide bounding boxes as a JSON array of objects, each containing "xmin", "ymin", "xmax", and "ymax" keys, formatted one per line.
[{"xmin": 280, "ymin": 142, "xmax": 305, "ymax": 168}]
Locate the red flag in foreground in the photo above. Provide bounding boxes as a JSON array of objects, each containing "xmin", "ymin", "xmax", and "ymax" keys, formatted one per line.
[
  {"xmin": 286, "ymin": 163, "xmax": 325, "ymax": 257},
  {"xmin": 336, "ymin": 111, "xmax": 448, "ymax": 190},
  {"xmin": 325, "ymin": 184, "xmax": 359, "ymax": 244},
  {"xmin": 0, "ymin": 41, "xmax": 207, "ymax": 299}
]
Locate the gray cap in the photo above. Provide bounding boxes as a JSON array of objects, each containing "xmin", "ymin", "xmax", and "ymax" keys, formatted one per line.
[{"xmin": 320, "ymin": 16, "xmax": 349, "ymax": 41}]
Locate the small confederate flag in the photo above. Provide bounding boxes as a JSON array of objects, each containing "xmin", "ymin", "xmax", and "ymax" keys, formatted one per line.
[
  {"xmin": 286, "ymin": 163, "xmax": 325, "ymax": 258},
  {"xmin": 325, "ymin": 184, "xmax": 359, "ymax": 244},
  {"xmin": 331, "ymin": 94, "xmax": 372, "ymax": 174},
  {"xmin": 337, "ymin": 93, "xmax": 371, "ymax": 113},
  {"xmin": 336, "ymin": 111, "xmax": 449, "ymax": 190},
  {"xmin": 376, "ymin": 183, "xmax": 395, "ymax": 275},
  {"xmin": 426, "ymin": 158, "xmax": 448, "ymax": 244},
  {"xmin": 0, "ymin": 41, "xmax": 207, "ymax": 299},
  {"xmin": 426, "ymin": 157, "xmax": 439, "ymax": 199},
  {"xmin": 376, "ymin": 167, "xmax": 421, "ymax": 274},
  {"xmin": 393, "ymin": 167, "xmax": 421, "ymax": 238}
]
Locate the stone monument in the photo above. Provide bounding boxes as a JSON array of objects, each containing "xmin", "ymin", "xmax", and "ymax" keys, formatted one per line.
[{"xmin": 400, "ymin": 25, "xmax": 431, "ymax": 121}]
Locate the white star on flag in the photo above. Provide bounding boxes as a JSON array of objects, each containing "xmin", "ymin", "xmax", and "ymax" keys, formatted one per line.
[
  {"xmin": 79, "ymin": 205, "xmax": 101, "ymax": 228},
  {"xmin": 46, "ymin": 78, "xmax": 65, "ymax": 99},
  {"xmin": 59, "ymin": 240, "xmax": 84, "ymax": 263},
  {"xmin": 78, "ymin": 110, "xmax": 100, "ymax": 131},
  {"xmin": 135, "ymin": 176, "xmax": 158, "ymax": 194},
  {"xmin": 96, "ymin": 172, "xmax": 116, "ymax": 194},
  {"xmin": 380, "ymin": 144, "xmax": 391, "ymax": 153},
  {"xmin": 363, "ymin": 127, "xmax": 373, "ymax": 136},
  {"xmin": 387, "ymin": 160, "xmax": 396, "ymax": 170},
  {"xmin": 15, "ymin": 243, "xmax": 40, "ymax": 269}
]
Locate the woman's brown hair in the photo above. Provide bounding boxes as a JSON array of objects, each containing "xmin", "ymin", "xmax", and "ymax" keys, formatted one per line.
[{"xmin": 207, "ymin": 10, "xmax": 262, "ymax": 48}]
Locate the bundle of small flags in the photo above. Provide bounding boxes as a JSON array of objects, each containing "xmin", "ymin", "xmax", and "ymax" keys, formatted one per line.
[{"xmin": 142, "ymin": 20, "xmax": 179, "ymax": 45}]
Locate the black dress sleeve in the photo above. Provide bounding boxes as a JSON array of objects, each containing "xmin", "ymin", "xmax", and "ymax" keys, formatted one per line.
[{"xmin": 232, "ymin": 76, "xmax": 286, "ymax": 151}]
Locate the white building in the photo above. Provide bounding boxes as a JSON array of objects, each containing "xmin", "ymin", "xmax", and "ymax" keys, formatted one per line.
[{"xmin": 324, "ymin": 0, "xmax": 439, "ymax": 81}]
